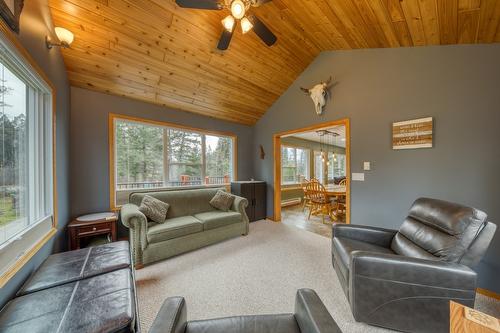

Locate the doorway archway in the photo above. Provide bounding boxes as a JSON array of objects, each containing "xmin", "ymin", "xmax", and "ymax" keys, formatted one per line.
[{"xmin": 273, "ymin": 118, "xmax": 350, "ymax": 223}]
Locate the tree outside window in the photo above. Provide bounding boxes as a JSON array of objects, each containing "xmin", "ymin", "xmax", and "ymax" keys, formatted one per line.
[
  {"xmin": 281, "ymin": 146, "xmax": 309, "ymax": 185},
  {"xmin": 114, "ymin": 119, "xmax": 234, "ymax": 195},
  {"xmin": 0, "ymin": 63, "xmax": 27, "ymax": 243}
]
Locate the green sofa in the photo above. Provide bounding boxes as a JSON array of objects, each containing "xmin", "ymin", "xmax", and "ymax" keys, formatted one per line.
[{"xmin": 120, "ymin": 188, "xmax": 249, "ymax": 268}]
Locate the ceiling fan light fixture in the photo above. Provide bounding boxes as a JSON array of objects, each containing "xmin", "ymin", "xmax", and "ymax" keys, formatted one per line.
[
  {"xmin": 231, "ymin": 0, "xmax": 245, "ymax": 19},
  {"xmin": 240, "ymin": 17, "xmax": 253, "ymax": 34},
  {"xmin": 222, "ymin": 15, "xmax": 236, "ymax": 32}
]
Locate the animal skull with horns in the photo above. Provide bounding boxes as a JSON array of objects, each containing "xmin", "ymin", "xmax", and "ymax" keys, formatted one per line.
[{"xmin": 300, "ymin": 77, "xmax": 332, "ymax": 115}]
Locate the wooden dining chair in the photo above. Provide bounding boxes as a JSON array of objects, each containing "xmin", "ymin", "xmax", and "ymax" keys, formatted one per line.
[
  {"xmin": 306, "ymin": 180, "xmax": 333, "ymax": 224},
  {"xmin": 334, "ymin": 179, "xmax": 347, "ymax": 218},
  {"xmin": 300, "ymin": 178, "xmax": 311, "ymax": 212}
]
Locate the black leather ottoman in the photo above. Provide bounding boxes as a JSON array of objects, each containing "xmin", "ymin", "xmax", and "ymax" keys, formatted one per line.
[
  {"xmin": 0, "ymin": 241, "xmax": 139, "ymax": 332},
  {"xmin": 18, "ymin": 241, "xmax": 131, "ymax": 296},
  {"xmin": 0, "ymin": 269, "xmax": 136, "ymax": 333}
]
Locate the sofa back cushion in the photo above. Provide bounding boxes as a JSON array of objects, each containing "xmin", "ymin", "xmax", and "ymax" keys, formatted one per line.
[
  {"xmin": 391, "ymin": 197, "xmax": 487, "ymax": 263},
  {"xmin": 130, "ymin": 188, "xmax": 225, "ymax": 219}
]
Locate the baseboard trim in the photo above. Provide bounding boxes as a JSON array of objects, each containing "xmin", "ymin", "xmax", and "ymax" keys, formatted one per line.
[{"xmin": 476, "ymin": 288, "xmax": 500, "ymax": 300}]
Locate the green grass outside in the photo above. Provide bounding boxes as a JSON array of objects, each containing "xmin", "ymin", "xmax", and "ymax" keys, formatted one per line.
[{"xmin": 0, "ymin": 196, "xmax": 21, "ymax": 226}]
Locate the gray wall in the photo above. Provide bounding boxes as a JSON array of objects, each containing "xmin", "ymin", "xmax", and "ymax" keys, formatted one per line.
[
  {"xmin": 253, "ymin": 44, "xmax": 500, "ymax": 293},
  {"xmin": 0, "ymin": 0, "xmax": 70, "ymax": 307},
  {"xmin": 70, "ymin": 87, "xmax": 254, "ymax": 219}
]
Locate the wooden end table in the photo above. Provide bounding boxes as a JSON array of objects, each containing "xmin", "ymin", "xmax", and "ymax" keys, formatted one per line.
[{"xmin": 68, "ymin": 212, "xmax": 118, "ymax": 250}]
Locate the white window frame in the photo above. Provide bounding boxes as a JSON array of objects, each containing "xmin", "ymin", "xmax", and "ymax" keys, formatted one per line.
[
  {"xmin": 280, "ymin": 145, "xmax": 309, "ymax": 185},
  {"xmin": 314, "ymin": 150, "xmax": 325, "ymax": 184},
  {"xmin": 328, "ymin": 152, "xmax": 346, "ymax": 178},
  {"xmin": 0, "ymin": 22, "xmax": 57, "ymax": 288},
  {"xmin": 109, "ymin": 114, "xmax": 237, "ymax": 210}
]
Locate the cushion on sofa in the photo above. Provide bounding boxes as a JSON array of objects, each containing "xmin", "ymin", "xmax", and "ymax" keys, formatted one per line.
[
  {"xmin": 332, "ymin": 237, "xmax": 394, "ymax": 281},
  {"xmin": 209, "ymin": 190, "xmax": 235, "ymax": 212},
  {"xmin": 130, "ymin": 188, "xmax": 224, "ymax": 219},
  {"xmin": 139, "ymin": 195, "xmax": 170, "ymax": 223},
  {"xmin": 194, "ymin": 211, "xmax": 242, "ymax": 231},
  {"xmin": 147, "ymin": 216, "xmax": 203, "ymax": 243}
]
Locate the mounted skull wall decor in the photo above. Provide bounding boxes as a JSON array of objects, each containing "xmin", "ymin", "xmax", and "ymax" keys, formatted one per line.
[{"xmin": 300, "ymin": 77, "xmax": 333, "ymax": 115}]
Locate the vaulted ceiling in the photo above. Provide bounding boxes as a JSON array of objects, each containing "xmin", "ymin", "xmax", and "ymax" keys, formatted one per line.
[{"xmin": 48, "ymin": 0, "xmax": 500, "ymax": 125}]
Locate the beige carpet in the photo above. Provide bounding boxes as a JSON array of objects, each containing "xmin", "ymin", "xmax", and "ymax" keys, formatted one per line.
[{"xmin": 136, "ymin": 220, "xmax": 500, "ymax": 332}]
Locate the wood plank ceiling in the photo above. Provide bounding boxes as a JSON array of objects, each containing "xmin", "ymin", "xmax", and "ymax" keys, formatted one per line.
[{"xmin": 48, "ymin": 0, "xmax": 500, "ymax": 125}]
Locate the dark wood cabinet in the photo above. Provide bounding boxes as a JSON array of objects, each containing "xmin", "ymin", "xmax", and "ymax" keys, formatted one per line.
[{"xmin": 231, "ymin": 181, "xmax": 266, "ymax": 222}]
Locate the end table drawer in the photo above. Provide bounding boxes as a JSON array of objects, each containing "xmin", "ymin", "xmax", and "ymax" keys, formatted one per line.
[
  {"xmin": 68, "ymin": 213, "xmax": 118, "ymax": 250},
  {"xmin": 78, "ymin": 223, "xmax": 111, "ymax": 236}
]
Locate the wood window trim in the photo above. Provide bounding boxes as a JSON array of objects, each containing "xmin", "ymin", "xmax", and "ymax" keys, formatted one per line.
[
  {"xmin": 108, "ymin": 113, "xmax": 238, "ymax": 211},
  {"xmin": 0, "ymin": 21, "xmax": 58, "ymax": 288},
  {"xmin": 476, "ymin": 288, "xmax": 500, "ymax": 301},
  {"xmin": 273, "ymin": 118, "xmax": 351, "ymax": 223}
]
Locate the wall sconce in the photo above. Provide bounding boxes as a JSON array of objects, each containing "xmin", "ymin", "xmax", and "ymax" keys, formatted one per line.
[{"xmin": 46, "ymin": 27, "xmax": 74, "ymax": 49}]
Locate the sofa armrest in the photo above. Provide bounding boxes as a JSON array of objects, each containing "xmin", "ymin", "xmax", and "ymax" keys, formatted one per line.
[
  {"xmin": 231, "ymin": 195, "xmax": 249, "ymax": 233},
  {"xmin": 332, "ymin": 224, "xmax": 397, "ymax": 248},
  {"xmin": 349, "ymin": 252, "xmax": 477, "ymax": 331},
  {"xmin": 294, "ymin": 289, "xmax": 342, "ymax": 333},
  {"xmin": 120, "ymin": 204, "xmax": 148, "ymax": 267},
  {"xmin": 149, "ymin": 297, "xmax": 187, "ymax": 333},
  {"xmin": 121, "ymin": 204, "xmax": 147, "ymax": 229}
]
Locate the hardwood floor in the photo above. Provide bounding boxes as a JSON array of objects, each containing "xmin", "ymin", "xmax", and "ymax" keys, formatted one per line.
[{"xmin": 281, "ymin": 204, "xmax": 346, "ymax": 238}]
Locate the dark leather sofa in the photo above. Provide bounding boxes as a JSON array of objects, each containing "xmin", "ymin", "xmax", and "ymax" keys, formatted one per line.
[
  {"xmin": 332, "ymin": 197, "xmax": 496, "ymax": 333},
  {"xmin": 149, "ymin": 289, "xmax": 342, "ymax": 333}
]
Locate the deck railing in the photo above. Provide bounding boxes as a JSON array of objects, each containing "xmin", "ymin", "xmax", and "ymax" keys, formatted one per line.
[{"xmin": 117, "ymin": 175, "xmax": 231, "ymax": 190}]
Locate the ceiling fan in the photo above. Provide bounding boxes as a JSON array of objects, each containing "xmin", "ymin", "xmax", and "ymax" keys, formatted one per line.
[{"xmin": 175, "ymin": 0, "xmax": 277, "ymax": 50}]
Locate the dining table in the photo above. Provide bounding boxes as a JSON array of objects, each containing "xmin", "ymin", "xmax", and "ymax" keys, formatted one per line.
[
  {"xmin": 324, "ymin": 184, "xmax": 346, "ymax": 197},
  {"xmin": 324, "ymin": 184, "xmax": 346, "ymax": 221}
]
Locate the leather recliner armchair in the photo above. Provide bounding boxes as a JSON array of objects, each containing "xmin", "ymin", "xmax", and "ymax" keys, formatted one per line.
[
  {"xmin": 331, "ymin": 197, "xmax": 496, "ymax": 333},
  {"xmin": 149, "ymin": 289, "xmax": 342, "ymax": 333}
]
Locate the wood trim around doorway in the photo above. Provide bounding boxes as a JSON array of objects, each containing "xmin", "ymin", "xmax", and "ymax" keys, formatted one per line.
[{"xmin": 273, "ymin": 118, "xmax": 351, "ymax": 223}]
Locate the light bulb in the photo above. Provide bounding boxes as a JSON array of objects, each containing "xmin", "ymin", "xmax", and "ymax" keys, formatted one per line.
[
  {"xmin": 221, "ymin": 15, "xmax": 235, "ymax": 32},
  {"xmin": 55, "ymin": 27, "xmax": 74, "ymax": 47},
  {"xmin": 231, "ymin": 0, "xmax": 245, "ymax": 19},
  {"xmin": 240, "ymin": 17, "xmax": 253, "ymax": 34}
]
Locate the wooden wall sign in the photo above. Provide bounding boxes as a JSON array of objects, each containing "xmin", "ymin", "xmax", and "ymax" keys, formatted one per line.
[{"xmin": 392, "ymin": 117, "xmax": 433, "ymax": 150}]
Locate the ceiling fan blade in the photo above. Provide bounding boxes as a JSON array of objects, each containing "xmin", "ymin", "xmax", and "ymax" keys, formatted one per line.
[
  {"xmin": 251, "ymin": 0, "xmax": 273, "ymax": 7},
  {"xmin": 247, "ymin": 15, "xmax": 277, "ymax": 47},
  {"xmin": 175, "ymin": 0, "xmax": 223, "ymax": 10},
  {"xmin": 217, "ymin": 28, "xmax": 234, "ymax": 50}
]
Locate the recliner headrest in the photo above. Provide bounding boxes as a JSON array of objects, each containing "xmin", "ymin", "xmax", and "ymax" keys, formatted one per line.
[{"xmin": 408, "ymin": 197, "xmax": 487, "ymax": 236}]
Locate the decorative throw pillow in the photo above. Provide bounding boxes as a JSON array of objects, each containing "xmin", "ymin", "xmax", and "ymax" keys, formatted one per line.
[
  {"xmin": 139, "ymin": 195, "xmax": 169, "ymax": 224},
  {"xmin": 209, "ymin": 190, "xmax": 235, "ymax": 212}
]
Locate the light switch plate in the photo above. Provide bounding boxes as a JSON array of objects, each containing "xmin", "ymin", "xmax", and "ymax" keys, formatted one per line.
[
  {"xmin": 352, "ymin": 173, "xmax": 365, "ymax": 181},
  {"xmin": 363, "ymin": 162, "xmax": 371, "ymax": 171}
]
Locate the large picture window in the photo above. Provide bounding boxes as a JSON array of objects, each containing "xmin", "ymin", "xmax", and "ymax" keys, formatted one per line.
[
  {"xmin": 281, "ymin": 146, "xmax": 309, "ymax": 185},
  {"xmin": 328, "ymin": 152, "xmax": 346, "ymax": 178},
  {"xmin": 0, "ymin": 25, "xmax": 55, "ymax": 286},
  {"xmin": 111, "ymin": 116, "xmax": 236, "ymax": 208}
]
